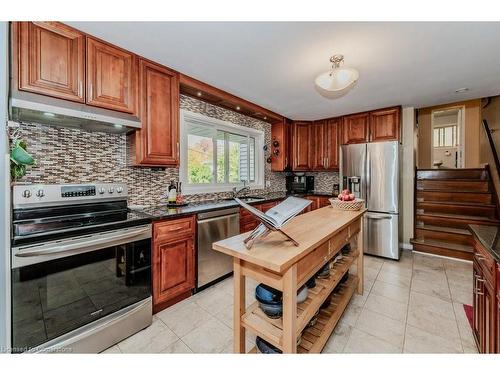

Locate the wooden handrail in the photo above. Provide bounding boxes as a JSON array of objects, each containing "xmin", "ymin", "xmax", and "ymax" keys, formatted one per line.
[{"xmin": 482, "ymin": 120, "xmax": 500, "ymax": 183}]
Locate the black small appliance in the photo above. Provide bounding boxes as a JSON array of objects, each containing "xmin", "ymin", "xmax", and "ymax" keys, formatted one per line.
[{"xmin": 285, "ymin": 175, "xmax": 314, "ymax": 194}]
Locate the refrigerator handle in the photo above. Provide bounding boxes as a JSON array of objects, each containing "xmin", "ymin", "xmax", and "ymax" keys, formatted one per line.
[{"xmin": 365, "ymin": 146, "xmax": 370, "ymax": 205}]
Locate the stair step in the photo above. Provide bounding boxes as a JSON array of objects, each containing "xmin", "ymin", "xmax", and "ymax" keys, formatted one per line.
[
  {"xmin": 415, "ymin": 224, "xmax": 472, "ymax": 245},
  {"xmin": 416, "ymin": 191, "xmax": 493, "ymax": 204},
  {"xmin": 416, "ymin": 212, "xmax": 500, "ymax": 229},
  {"xmin": 416, "ymin": 201, "xmax": 497, "ymax": 218},
  {"xmin": 415, "ymin": 224, "xmax": 471, "ymax": 235},
  {"xmin": 417, "ymin": 179, "xmax": 490, "ymax": 192},
  {"xmin": 410, "ymin": 238, "xmax": 473, "ymax": 260},
  {"xmin": 416, "ymin": 169, "xmax": 487, "ymax": 180}
]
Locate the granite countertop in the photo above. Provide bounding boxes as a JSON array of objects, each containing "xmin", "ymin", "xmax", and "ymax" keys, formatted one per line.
[
  {"xmin": 130, "ymin": 191, "xmax": 334, "ymax": 220},
  {"xmin": 469, "ymin": 224, "xmax": 500, "ymax": 263}
]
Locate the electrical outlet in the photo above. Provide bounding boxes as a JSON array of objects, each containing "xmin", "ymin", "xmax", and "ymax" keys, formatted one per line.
[{"xmin": 265, "ymin": 180, "xmax": 271, "ymax": 188}]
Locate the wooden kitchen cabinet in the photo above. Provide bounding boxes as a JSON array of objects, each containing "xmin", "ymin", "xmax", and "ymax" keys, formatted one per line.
[
  {"xmin": 342, "ymin": 112, "xmax": 369, "ymax": 144},
  {"xmin": 153, "ymin": 216, "xmax": 195, "ymax": 313},
  {"xmin": 292, "ymin": 121, "xmax": 312, "ymax": 171},
  {"xmin": 239, "ymin": 200, "xmax": 282, "ymax": 233},
  {"xmin": 325, "ymin": 118, "xmax": 340, "ymax": 170},
  {"xmin": 369, "ymin": 106, "xmax": 400, "ymax": 142},
  {"xmin": 472, "ymin": 237, "xmax": 498, "ymax": 353},
  {"xmin": 15, "ymin": 22, "xmax": 85, "ymax": 102},
  {"xmin": 497, "ymin": 265, "xmax": 500, "ymax": 352},
  {"xmin": 130, "ymin": 59, "xmax": 180, "ymax": 166},
  {"xmin": 271, "ymin": 119, "xmax": 292, "ymax": 171},
  {"xmin": 86, "ymin": 37, "xmax": 138, "ymax": 114},
  {"xmin": 240, "ymin": 204, "xmax": 262, "ymax": 233},
  {"xmin": 311, "ymin": 120, "xmax": 327, "ymax": 171},
  {"xmin": 310, "ymin": 119, "xmax": 340, "ymax": 172}
]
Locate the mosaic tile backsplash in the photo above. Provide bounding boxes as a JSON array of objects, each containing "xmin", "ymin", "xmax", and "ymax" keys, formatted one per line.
[{"xmin": 15, "ymin": 95, "xmax": 338, "ymax": 206}]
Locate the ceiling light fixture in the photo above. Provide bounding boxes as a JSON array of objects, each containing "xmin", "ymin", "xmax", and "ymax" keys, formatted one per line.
[
  {"xmin": 197, "ymin": 91, "xmax": 202, "ymax": 97},
  {"xmin": 315, "ymin": 54, "xmax": 359, "ymax": 99},
  {"xmin": 236, "ymin": 106, "xmax": 241, "ymax": 111}
]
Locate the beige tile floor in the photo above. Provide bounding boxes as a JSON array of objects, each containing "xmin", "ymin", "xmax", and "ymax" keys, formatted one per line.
[{"xmin": 102, "ymin": 250, "xmax": 477, "ymax": 354}]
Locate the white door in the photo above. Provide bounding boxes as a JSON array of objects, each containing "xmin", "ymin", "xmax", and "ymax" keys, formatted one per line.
[{"xmin": 431, "ymin": 107, "xmax": 464, "ymax": 168}]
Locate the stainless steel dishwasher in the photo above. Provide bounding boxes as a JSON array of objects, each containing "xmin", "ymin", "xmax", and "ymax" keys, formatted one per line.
[{"xmin": 196, "ymin": 207, "xmax": 240, "ymax": 291}]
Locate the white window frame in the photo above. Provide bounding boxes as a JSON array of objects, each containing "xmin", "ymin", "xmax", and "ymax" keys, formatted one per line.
[{"xmin": 180, "ymin": 109, "xmax": 265, "ymax": 194}]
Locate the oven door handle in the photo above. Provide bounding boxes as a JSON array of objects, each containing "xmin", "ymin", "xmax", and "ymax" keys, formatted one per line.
[{"xmin": 15, "ymin": 226, "xmax": 151, "ymax": 258}]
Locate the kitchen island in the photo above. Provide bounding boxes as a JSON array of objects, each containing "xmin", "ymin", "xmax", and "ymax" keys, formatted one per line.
[{"xmin": 213, "ymin": 206, "xmax": 366, "ymax": 353}]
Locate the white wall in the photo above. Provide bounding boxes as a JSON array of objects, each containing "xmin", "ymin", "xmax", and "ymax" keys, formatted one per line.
[
  {"xmin": 0, "ymin": 22, "xmax": 10, "ymax": 352},
  {"xmin": 400, "ymin": 107, "xmax": 416, "ymax": 250}
]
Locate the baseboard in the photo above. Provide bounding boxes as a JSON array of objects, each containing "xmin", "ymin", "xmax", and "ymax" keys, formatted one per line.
[{"xmin": 399, "ymin": 242, "xmax": 413, "ymax": 250}]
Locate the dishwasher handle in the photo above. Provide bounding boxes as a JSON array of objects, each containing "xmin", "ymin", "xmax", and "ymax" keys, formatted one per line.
[
  {"xmin": 197, "ymin": 213, "xmax": 240, "ymax": 224},
  {"xmin": 197, "ymin": 207, "xmax": 240, "ymax": 220}
]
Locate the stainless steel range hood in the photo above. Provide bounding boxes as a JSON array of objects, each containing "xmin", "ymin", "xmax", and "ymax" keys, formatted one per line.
[{"xmin": 9, "ymin": 89, "xmax": 141, "ymax": 134}]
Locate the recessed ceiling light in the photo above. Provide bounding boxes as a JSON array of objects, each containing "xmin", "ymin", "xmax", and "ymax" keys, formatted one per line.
[
  {"xmin": 197, "ymin": 91, "xmax": 202, "ymax": 97},
  {"xmin": 455, "ymin": 87, "xmax": 469, "ymax": 93},
  {"xmin": 43, "ymin": 112, "xmax": 55, "ymax": 117},
  {"xmin": 263, "ymin": 116, "xmax": 267, "ymax": 120},
  {"xmin": 236, "ymin": 106, "xmax": 241, "ymax": 111},
  {"xmin": 114, "ymin": 124, "xmax": 123, "ymax": 129}
]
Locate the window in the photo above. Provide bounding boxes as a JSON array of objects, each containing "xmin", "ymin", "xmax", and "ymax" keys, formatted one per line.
[
  {"xmin": 433, "ymin": 125, "xmax": 458, "ymax": 148},
  {"xmin": 180, "ymin": 110, "xmax": 264, "ymax": 194}
]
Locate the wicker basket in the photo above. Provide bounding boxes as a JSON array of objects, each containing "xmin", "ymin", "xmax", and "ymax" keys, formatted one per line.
[{"xmin": 329, "ymin": 198, "xmax": 365, "ymax": 211}]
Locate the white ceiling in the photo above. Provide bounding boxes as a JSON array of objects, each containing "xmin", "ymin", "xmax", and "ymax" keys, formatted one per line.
[{"xmin": 68, "ymin": 22, "xmax": 500, "ymax": 120}]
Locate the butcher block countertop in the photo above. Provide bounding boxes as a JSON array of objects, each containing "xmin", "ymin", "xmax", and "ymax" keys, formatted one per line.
[{"xmin": 213, "ymin": 206, "xmax": 367, "ymax": 273}]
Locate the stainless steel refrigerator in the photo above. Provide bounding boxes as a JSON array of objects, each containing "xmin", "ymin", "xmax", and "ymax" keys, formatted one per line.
[{"xmin": 340, "ymin": 141, "xmax": 400, "ymax": 260}]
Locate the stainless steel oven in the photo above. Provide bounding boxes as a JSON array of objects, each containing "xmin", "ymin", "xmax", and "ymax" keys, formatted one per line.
[{"xmin": 11, "ymin": 183, "xmax": 153, "ymax": 353}]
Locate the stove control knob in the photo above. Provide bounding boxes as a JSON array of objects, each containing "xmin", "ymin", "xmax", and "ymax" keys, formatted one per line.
[
  {"xmin": 108, "ymin": 187, "xmax": 114, "ymax": 194},
  {"xmin": 116, "ymin": 186, "xmax": 123, "ymax": 193},
  {"xmin": 22, "ymin": 189, "xmax": 31, "ymax": 198},
  {"xmin": 36, "ymin": 189, "xmax": 45, "ymax": 198},
  {"xmin": 98, "ymin": 188, "xmax": 106, "ymax": 195}
]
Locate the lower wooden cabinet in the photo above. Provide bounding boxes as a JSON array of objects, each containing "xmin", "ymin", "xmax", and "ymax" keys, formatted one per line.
[
  {"xmin": 497, "ymin": 265, "xmax": 500, "ymax": 352},
  {"xmin": 472, "ymin": 236, "xmax": 498, "ymax": 353},
  {"xmin": 239, "ymin": 200, "xmax": 282, "ymax": 233},
  {"xmin": 302, "ymin": 195, "xmax": 332, "ymax": 214},
  {"xmin": 152, "ymin": 216, "xmax": 195, "ymax": 313}
]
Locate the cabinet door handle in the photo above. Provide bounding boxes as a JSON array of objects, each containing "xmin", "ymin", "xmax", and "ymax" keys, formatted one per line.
[
  {"xmin": 89, "ymin": 83, "xmax": 93, "ymax": 100},
  {"xmin": 78, "ymin": 81, "xmax": 83, "ymax": 97},
  {"xmin": 177, "ymin": 142, "xmax": 180, "ymax": 158}
]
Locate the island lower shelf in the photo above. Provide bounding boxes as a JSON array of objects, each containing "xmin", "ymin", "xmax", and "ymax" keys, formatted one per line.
[{"xmin": 243, "ymin": 250, "xmax": 359, "ymax": 351}]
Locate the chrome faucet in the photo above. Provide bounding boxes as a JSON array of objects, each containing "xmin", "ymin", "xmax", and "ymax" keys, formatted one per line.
[{"xmin": 232, "ymin": 180, "xmax": 250, "ymax": 198}]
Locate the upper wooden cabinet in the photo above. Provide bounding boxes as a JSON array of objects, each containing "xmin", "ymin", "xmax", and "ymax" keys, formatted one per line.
[
  {"xmin": 369, "ymin": 107, "xmax": 400, "ymax": 142},
  {"xmin": 131, "ymin": 59, "xmax": 179, "ymax": 166},
  {"xmin": 16, "ymin": 22, "xmax": 85, "ymax": 102},
  {"xmin": 310, "ymin": 118, "xmax": 340, "ymax": 171},
  {"xmin": 271, "ymin": 119, "xmax": 292, "ymax": 172},
  {"xmin": 342, "ymin": 112, "xmax": 370, "ymax": 144},
  {"xmin": 311, "ymin": 120, "xmax": 327, "ymax": 171},
  {"xmin": 292, "ymin": 121, "xmax": 312, "ymax": 171},
  {"xmin": 341, "ymin": 107, "xmax": 401, "ymax": 144},
  {"xmin": 86, "ymin": 37, "xmax": 138, "ymax": 114},
  {"xmin": 15, "ymin": 22, "xmax": 139, "ymax": 114},
  {"xmin": 325, "ymin": 118, "xmax": 340, "ymax": 170}
]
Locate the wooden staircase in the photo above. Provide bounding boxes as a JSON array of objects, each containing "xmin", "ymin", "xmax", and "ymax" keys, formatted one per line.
[{"xmin": 411, "ymin": 168, "xmax": 500, "ymax": 260}]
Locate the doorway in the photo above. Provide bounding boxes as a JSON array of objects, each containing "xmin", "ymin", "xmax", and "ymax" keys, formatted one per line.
[{"xmin": 430, "ymin": 107, "xmax": 464, "ymax": 169}]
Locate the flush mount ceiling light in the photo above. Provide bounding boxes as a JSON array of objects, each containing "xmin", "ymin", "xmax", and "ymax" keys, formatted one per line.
[{"xmin": 315, "ymin": 54, "xmax": 359, "ymax": 99}]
